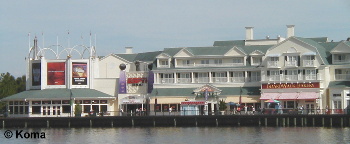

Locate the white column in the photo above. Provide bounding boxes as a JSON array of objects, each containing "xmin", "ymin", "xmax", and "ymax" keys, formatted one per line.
[
  {"xmin": 174, "ymin": 72, "xmax": 177, "ymax": 83},
  {"xmin": 227, "ymin": 71, "xmax": 230, "ymax": 83},
  {"xmin": 209, "ymin": 72, "xmax": 212, "ymax": 83}
]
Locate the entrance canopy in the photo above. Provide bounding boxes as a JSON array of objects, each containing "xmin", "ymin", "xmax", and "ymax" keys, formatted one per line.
[
  {"xmin": 278, "ymin": 93, "xmax": 298, "ymax": 100},
  {"xmin": 181, "ymin": 101, "xmax": 206, "ymax": 105}
]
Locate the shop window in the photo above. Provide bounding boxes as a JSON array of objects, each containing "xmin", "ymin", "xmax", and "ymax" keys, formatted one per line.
[
  {"xmin": 62, "ymin": 105, "xmax": 71, "ymax": 113},
  {"xmin": 101, "ymin": 105, "xmax": 107, "ymax": 113},
  {"xmin": 154, "ymin": 104, "xmax": 161, "ymax": 112},
  {"xmin": 19, "ymin": 106, "xmax": 24, "ymax": 114},
  {"xmin": 162, "ymin": 104, "xmax": 169, "ymax": 112},
  {"xmin": 283, "ymin": 101, "xmax": 295, "ymax": 109},
  {"xmin": 170, "ymin": 104, "xmax": 177, "ymax": 111},
  {"xmin": 14, "ymin": 106, "xmax": 19, "ymax": 114},
  {"xmin": 83, "ymin": 105, "xmax": 90, "ymax": 113},
  {"xmin": 32, "ymin": 106, "xmax": 41, "ymax": 114},
  {"xmin": 25, "ymin": 106, "xmax": 29, "ymax": 114}
]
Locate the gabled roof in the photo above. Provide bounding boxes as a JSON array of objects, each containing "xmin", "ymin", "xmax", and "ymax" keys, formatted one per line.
[
  {"xmin": 114, "ymin": 51, "xmax": 162, "ymax": 63},
  {"xmin": 213, "ymin": 40, "xmax": 245, "ymax": 47},
  {"xmin": 1, "ymin": 89, "xmax": 115, "ymax": 101}
]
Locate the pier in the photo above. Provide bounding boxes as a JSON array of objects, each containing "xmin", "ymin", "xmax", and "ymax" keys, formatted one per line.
[{"xmin": 1, "ymin": 114, "xmax": 350, "ymax": 128}]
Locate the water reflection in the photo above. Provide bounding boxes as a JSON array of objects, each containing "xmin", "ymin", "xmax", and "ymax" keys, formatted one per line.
[{"xmin": 0, "ymin": 127, "xmax": 349, "ymax": 144}]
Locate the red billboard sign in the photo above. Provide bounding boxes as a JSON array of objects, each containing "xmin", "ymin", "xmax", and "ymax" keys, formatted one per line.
[{"xmin": 47, "ymin": 62, "xmax": 65, "ymax": 85}]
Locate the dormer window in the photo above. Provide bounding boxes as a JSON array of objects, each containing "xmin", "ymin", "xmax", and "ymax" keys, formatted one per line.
[
  {"xmin": 252, "ymin": 57, "xmax": 262, "ymax": 65},
  {"xmin": 214, "ymin": 59, "xmax": 222, "ymax": 64},
  {"xmin": 334, "ymin": 54, "xmax": 346, "ymax": 63},
  {"xmin": 158, "ymin": 59, "xmax": 169, "ymax": 68}
]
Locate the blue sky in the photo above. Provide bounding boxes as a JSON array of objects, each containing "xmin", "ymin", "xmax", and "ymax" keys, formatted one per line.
[{"xmin": 1, "ymin": 0, "xmax": 350, "ymax": 77}]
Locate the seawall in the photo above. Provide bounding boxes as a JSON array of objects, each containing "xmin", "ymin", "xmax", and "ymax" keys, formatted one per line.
[{"xmin": 1, "ymin": 115, "xmax": 350, "ymax": 128}]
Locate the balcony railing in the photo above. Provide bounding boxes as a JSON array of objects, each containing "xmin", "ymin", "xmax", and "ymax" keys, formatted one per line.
[
  {"xmin": 160, "ymin": 78, "xmax": 174, "ymax": 83},
  {"xmin": 212, "ymin": 77, "xmax": 227, "ymax": 83},
  {"xmin": 303, "ymin": 60, "xmax": 315, "ymax": 67},
  {"xmin": 230, "ymin": 77, "xmax": 245, "ymax": 82},
  {"xmin": 284, "ymin": 75, "xmax": 298, "ymax": 81},
  {"xmin": 285, "ymin": 60, "xmax": 298, "ymax": 67},
  {"xmin": 335, "ymin": 74, "xmax": 350, "ymax": 80},
  {"xmin": 262, "ymin": 73, "xmax": 323, "ymax": 81},
  {"xmin": 333, "ymin": 59, "xmax": 350, "ymax": 63},
  {"xmin": 267, "ymin": 61, "xmax": 279, "ymax": 68},
  {"xmin": 177, "ymin": 78, "xmax": 192, "ymax": 83},
  {"xmin": 195, "ymin": 77, "xmax": 210, "ymax": 83},
  {"xmin": 305, "ymin": 74, "xmax": 317, "ymax": 80},
  {"xmin": 247, "ymin": 76, "xmax": 261, "ymax": 82},
  {"xmin": 158, "ymin": 65, "xmax": 169, "ymax": 68},
  {"xmin": 177, "ymin": 63, "xmax": 244, "ymax": 67}
]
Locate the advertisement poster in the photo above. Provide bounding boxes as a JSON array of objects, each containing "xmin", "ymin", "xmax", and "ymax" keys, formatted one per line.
[
  {"xmin": 47, "ymin": 62, "xmax": 65, "ymax": 85},
  {"xmin": 32, "ymin": 63, "xmax": 41, "ymax": 86},
  {"xmin": 118, "ymin": 71, "xmax": 127, "ymax": 94},
  {"xmin": 72, "ymin": 63, "xmax": 88, "ymax": 85}
]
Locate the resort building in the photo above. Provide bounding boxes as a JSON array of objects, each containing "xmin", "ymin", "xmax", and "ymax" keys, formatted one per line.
[{"xmin": 2, "ymin": 25, "xmax": 350, "ymax": 117}]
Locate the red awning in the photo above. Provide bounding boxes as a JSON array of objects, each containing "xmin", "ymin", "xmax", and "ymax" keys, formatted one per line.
[
  {"xmin": 277, "ymin": 93, "xmax": 298, "ymax": 100},
  {"xmin": 297, "ymin": 92, "xmax": 319, "ymax": 99},
  {"xmin": 260, "ymin": 93, "xmax": 280, "ymax": 100}
]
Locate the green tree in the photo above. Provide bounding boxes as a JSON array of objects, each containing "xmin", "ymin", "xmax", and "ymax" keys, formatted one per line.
[{"xmin": 0, "ymin": 72, "xmax": 26, "ymax": 110}]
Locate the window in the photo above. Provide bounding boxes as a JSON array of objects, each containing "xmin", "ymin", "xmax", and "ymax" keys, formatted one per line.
[
  {"xmin": 32, "ymin": 106, "xmax": 41, "ymax": 114},
  {"xmin": 214, "ymin": 59, "xmax": 222, "ymax": 64},
  {"xmin": 283, "ymin": 101, "xmax": 295, "ymax": 109},
  {"xmin": 201, "ymin": 60, "xmax": 209, "ymax": 64},
  {"xmin": 270, "ymin": 57, "xmax": 279, "ymax": 61},
  {"xmin": 62, "ymin": 105, "xmax": 71, "ymax": 113},
  {"xmin": 333, "ymin": 101, "xmax": 341, "ymax": 109},
  {"xmin": 160, "ymin": 60, "xmax": 168, "ymax": 65},
  {"xmin": 333, "ymin": 94, "xmax": 341, "ymax": 97},
  {"xmin": 335, "ymin": 54, "xmax": 346, "ymax": 61},
  {"xmin": 252, "ymin": 57, "xmax": 262, "ymax": 65},
  {"xmin": 198, "ymin": 73, "xmax": 208, "ymax": 78},
  {"xmin": 84, "ymin": 105, "xmax": 90, "ymax": 113},
  {"xmin": 182, "ymin": 60, "xmax": 190, "ymax": 65},
  {"xmin": 180, "ymin": 73, "xmax": 191, "ymax": 78},
  {"xmin": 233, "ymin": 58, "xmax": 243, "ymax": 63},
  {"xmin": 305, "ymin": 55, "xmax": 315, "ymax": 60}
]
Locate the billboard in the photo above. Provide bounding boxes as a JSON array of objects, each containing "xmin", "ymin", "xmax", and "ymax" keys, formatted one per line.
[
  {"xmin": 72, "ymin": 63, "xmax": 88, "ymax": 85},
  {"xmin": 32, "ymin": 63, "xmax": 41, "ymax": 86},
  {"xmin": 47, "ymin": 62, "xmax": 65, "ymax": 85}
]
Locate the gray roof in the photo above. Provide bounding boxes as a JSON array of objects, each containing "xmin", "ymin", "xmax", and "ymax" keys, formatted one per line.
[
  {"xmin": 114, "ymin": 51, "xmax": 162, "ymax": 63},
  {"xmin": 1, "ymin": 89, "xmax": 115, "ymax": 101},
  {"xmin": 328, "ymin": 81, "xmax": 350, "ymax": 88}
]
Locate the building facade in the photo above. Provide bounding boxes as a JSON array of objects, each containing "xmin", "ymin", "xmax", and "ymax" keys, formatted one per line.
[{"xmin": 3, "ymin": 25, "xmax": 350, "ymax": 117}]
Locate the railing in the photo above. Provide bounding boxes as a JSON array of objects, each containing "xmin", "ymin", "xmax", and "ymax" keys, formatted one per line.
[
  {"xmin": 335, "ymin": 74, "xmax": 350, "ymax": 80},
  {"xmin": 177, "ymin": 63, "xmax": 244, "ymax": 67},
  {"xmin": 285, "ymin": 60, "xmax": 298, "ymax": 67},
  {"xmin": 177, "ymin": 78, "xmax": 192, "ymax": 83},
  {"xmin": 160, "ymin": 78, "xmax": 174, "ymax": 83},
  {"xmin": 303, "ymin": 60, "xmax": 315, "ymax": 67},
  {"xmin": 268, "ymin": 75, "xmax": 281, "ymax": 81},
  {"xmin": 195, "ymin": 77, "xmax": 210, "ymax": 83},
  {"xmin": 267, "ymin": 61, "xmax": 279, "ymax": 68},
  {"xmin": 158, "ymin": 65, "xmax": 169, "ymax": 68},
  {"xmin": 284, "ymin": 75, "xmax": 298, "ymax": 81},
  {"xmin": 333, "ymin": 59, "xmax": 350, "ymax": 63},
  {"xmin": 212, "ymin": 77, "xmax": 227, "ymax": 83},
  {"xmin": 305, "ymin": 74, "xmax": 317, "ymax": 80},
  {"xmin": 230, "ymin": 77, "xmax": 245, "ymax": 82},
  {"xmin": 247, "ymin": 76, "xmax": 261, "ymax": 82},
  {"xmin": 5, "ymin": 108, "xmax": 350, "ymax": 117},
  {"xmin": 263, "ymin": 74, "xmax": 322, "ymax": 81}
]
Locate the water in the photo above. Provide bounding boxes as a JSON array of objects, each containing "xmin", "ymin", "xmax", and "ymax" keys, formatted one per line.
[{"xmin": 1, "ymin": 127, "xmax": 349, "ymax": 144}]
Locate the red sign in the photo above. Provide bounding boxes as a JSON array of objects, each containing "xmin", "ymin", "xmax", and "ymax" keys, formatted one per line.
[
  {"xmin": 47, "ymin": 62, "xmax": 65, "ymax": 85},
  {"xmin": 262, "ymin": 82, "xmax": 320, "ymax": 89},
  {"xmin": 181, "ymin": 101, "xmax": 206, "ymax": 105},
  {"xmin": 127, "ymin": 78, "xmax": 147, "ymax": 84}
]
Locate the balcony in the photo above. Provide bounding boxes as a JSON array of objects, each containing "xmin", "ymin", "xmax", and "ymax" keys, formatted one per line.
[
  {"xmin": 284, "ymin": 75, "xmax": 299, "ymax": 81},
  {"xmin": 230, "ymin": 77, "xmax": 245, "ymax": 82},
  {"xmin": 268, "ymin": 75, "xmax": 281, "ymax": 81},
  {"xmin": 285, "ymin": 60, "xmax": 298, "ymax": 67},
  {"xmin": 177, "ymin": 63, "xmax": 244, "ymax": 68},
  {"xmin": 267, "ymin": 61, "xmax": 279, "ymax": 68},
  {"xmin": 160, "ymin": 78, "xmax": 174, "ymax": 83},
  {"xmin": 212, "ymin": 77, "xmax": 227, "ymax": 83},
  {"xmin": 335, "ymin": 74, "xmax": 350, "ymax": 80},
  {"xmin": 247, "ymin": 76, "xmax": 261, "ymax": 82},
  {"xmin": 262, "ymin": 73, "xmax": 322, "ymax": 81},
  {"xmin": 195, "ymin": 77, "xmax": 210, "ymax": 83},
  {"xmin": 177, "ymin": 78, "xmax": 192, "ymax": 83},
  {"xmin": 303, "ymin": 60, "xmax": 316, "ymax": 67},
  {"xmin": 305, "ymin": 74, "xmax": 317, "ymax": 80},
  {"xmin": 158, "ymin": 65, "xmax": 169, "ymax": 68}
]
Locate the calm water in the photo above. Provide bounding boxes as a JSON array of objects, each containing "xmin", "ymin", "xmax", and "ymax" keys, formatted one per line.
[{"xmin": 1, "ymin": 127, "xmax": 349, "ymax": 144}]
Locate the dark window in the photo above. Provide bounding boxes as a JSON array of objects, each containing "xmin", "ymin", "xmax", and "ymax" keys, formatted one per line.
[
  {"xmin": 25, "ymin": 106, "xmax": 29, "ymax": 114},
  {"xmin": 101, "ymin": 105, "xmax": 107, "ymax": 113},
  {"xmin": 154, "ymin": 104, "xmax": 161, "ymax": 112},
  {"xmin": 32, "ymin": 106, "xmax": 41, "ymax": 114},
  {"xmin": 84, "ymin": 105, "xmax": 90, "ymax": 113},
  {"xmin": 62, "ymin": 105, "xmax": 71, "ymax": 113}
]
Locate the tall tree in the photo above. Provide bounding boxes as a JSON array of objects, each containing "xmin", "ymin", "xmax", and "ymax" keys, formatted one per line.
[{"xmin": 0, "ymin": 72, "xmax": 26, "ymax": 110}]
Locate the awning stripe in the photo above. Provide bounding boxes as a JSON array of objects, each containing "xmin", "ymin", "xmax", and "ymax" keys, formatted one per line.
[
  {"xmin": 260, "ymin": 93, "xmax": 280, "ymax": 100},
  {"xmin": 297, "ymin": 92, "xmax": 319, "ymax": 99},
  {"xmin": 277, "ymin": 93, "xmax": 298, "ymax": 100}
]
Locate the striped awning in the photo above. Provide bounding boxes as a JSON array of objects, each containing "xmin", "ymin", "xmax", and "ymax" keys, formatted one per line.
[
  {"xmin": 260, "ymin": 93, "xmax": 280, "ymax": 100},
  {"xmin": 297, "ymin": 92, "xmax": 319, "ymax": 99},
  {"xmin": 277, "ymin": 93, "xmax": 298, "ymax": 100}
]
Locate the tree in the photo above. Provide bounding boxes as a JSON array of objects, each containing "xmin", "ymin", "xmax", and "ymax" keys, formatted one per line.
[
  {"xmin": 219, "ymin": 99, "xmax": 227, "ymax": 111},
  {"xmin": 0, "ymin": 72, "xmax": 26, "ymax": 110}
]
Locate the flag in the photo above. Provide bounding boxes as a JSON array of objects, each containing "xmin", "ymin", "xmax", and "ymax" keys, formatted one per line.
[{"xmin": 204, "ymin": 89, "xmax": 208, "ymax": 101}]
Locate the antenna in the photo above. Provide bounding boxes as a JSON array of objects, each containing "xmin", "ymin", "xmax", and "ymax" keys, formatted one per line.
[
  {"xmin": 42, "ymin": 32, "xmax": 45, "ymax": 57},
  {"xmin": 56, "ymin": 34, "xmax": 59, "ymax": 59},
  {"xmin": 28, "ymin": 32, "xmax": 31, "ymax": 53}
]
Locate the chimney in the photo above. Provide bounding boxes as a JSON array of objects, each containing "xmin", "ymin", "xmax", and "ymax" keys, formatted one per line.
[
  {"xmin": 125, "ymin": 47, "xmax": 133, "ymax": 54},
  {"xmin": 245, "ymin": 27, "xmax": 254, "ymax": 40},
  {"xmin": 286, "ymin": 25, "xmax": 295, "ymax": 38}
]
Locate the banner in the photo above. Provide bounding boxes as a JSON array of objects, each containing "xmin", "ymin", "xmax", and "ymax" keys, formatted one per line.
[
  {"xmin": 261, "ymin": 82, "xmax": 320, "ymax": 89},
  {"xmin": 72, "ymin": 63, "xmax": 88, "ymax": 85},
  {"xmin": 47, "ymin": 62, "xmax": 65, "ymax": 85},
  {"xmin": 147, "ymin": 71, "xmax": 154, "ymax": 93},
  {"xmin": 119, "ymin": 70, "xmax": 127, "ymax": 94},
  {"xmin": 32, "ymin": 63, "xmax": 41, "ymax": 86}
]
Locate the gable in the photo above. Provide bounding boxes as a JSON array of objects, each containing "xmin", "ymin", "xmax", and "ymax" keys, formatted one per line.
[
  {"xmin": 156, "ymin": 53, "xmax": 171, "ymax": 59},
  {"xmin": 173, "ymin": 49, "xmax": 194, "ymax": 58},
  {"xmin": 224, "ymin": 47, "xmax": 246, "ymax": 56},
  {"xmin": 330, "ymin": 42, "xmax": 350, "ymax": 54},
  {"xmin": 193, "ymin": 84, "xmax": 222, "ymax": 94},
  {"xmin": 249, "ymin": 50, "xmax": 264, "ymax": 56}
]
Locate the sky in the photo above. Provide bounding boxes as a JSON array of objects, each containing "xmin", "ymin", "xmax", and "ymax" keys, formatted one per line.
[{"xmin": 1, "ymin": 0, "xmax": 350, "ymax": 77}]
